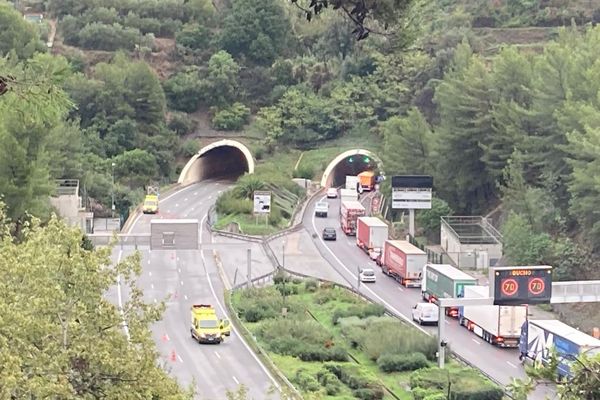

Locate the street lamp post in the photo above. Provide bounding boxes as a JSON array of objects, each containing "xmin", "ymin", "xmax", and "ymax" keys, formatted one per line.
[{"xmin": 111, "ymin": 162, "xmax": 116, "ymax": 218}]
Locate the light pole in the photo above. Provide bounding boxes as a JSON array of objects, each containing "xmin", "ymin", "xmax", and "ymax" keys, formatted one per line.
[
  {"xmin": 282, "ymin": 239, "xmax": 287, "ymax": 307},
  {"xmin": 111, "ymin": 162, "xmax": 116, "ymax": 218}
]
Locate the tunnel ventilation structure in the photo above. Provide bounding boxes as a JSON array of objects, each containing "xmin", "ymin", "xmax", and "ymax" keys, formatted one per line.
[
  {"xmin": 320, "ymin": 149, "xmax": 383, "ymax": 188},
  {"xmin": 178, "ymin": 139, "xmax": 255, "ymax": 185}
]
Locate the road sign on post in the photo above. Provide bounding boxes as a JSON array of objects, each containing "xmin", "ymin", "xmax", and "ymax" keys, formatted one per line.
[
  {"xmin": 489, "ymin": 266, "xmax": 553, "ymax": 306},
  {"xmin": 253, "ymin": 191, "xmax": 271, "ymax": 214},
  {"xmin": 391, "ymin": 175, "xmax": 433, "ymax": 236}
]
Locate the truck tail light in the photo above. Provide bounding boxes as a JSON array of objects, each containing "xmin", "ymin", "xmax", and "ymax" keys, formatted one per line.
[{"xmin": 497, "ymin": 337, "xmax": 504, "ymax": 342}]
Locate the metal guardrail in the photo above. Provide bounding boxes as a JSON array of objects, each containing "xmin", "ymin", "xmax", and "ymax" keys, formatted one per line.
[
  {"xmin": 87, "ymin": 233, "xmax": 151, "ymax": 248},
  {"xmin": 551, "ymin": 280, "xmax": 600, "ymax": 303}
]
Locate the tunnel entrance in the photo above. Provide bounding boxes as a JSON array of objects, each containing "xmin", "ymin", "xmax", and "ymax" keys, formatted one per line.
[
  {"xmin": 178, "ymin": 139, "xmax": 255, "ymax": 185},
  {"xmin": 320, "ymin": 149, "xmax": 383, "ymax": 188}
]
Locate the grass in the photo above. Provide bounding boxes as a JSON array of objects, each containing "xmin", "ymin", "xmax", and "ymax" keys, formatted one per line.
[
  {"xmin": 231, "ymin": 282, "xmax": 502, "ymax": 400},
  {"xmin": 214, "ymin": 212, "xmax": 282, "ymax": 235}
]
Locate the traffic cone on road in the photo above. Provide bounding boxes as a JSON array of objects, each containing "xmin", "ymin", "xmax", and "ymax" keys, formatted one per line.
[
  {"xmin": 161, "ymin": 334, "xmax": 169, "ymax": 342},
  {"xmin": 170, "ymin": 350, "xmax": 177, "ymax": 362}
]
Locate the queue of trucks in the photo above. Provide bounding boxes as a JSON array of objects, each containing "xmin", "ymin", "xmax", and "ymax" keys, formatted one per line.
[{"xmin": 330, "ymin": 181, "xmax": 600, "ymax": 372}]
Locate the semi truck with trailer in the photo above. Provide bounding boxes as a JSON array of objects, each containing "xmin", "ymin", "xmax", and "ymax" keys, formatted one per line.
[
  {"xmin": 380, "ymin": 240, "xmax": 427, "ymax": 288},
  {"xmin": 340, "ymin": 188, "xmax": 358, "ymax": 204},
  {"xmin": 356, "ymin": 217, "xmax": 388, "ymax": 255},
  {"xmin": 421, "ymin": 264, "xmax": 478, "ymax": 317},
  {"xmin": 459, "ymin": 285, "xmax": 527, "ymax": 347},
  {"xmin": 340, "ymin": 200, "xmax": 366, "ymax": 236},
  {"xmin": 519, "ymin": 319, "xmax": 600, "ymax": 378},
  {"xmin": 345, "ymin": 176, "xmax": 359, "ymax": 191}
]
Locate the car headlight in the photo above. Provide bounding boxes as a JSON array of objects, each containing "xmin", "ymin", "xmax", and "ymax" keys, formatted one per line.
[{"xmin": 200, "ymin": 333, "xmax": 206, "ymax": 338}]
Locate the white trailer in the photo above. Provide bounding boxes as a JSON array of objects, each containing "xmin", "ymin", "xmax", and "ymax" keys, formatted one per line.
[
  {"xmin": 459, "ymin": 285, "xmax": 527, "ymax": 348},
  {"xmin": 340, "ymin": 188, "xmax": 358, "ymax": 204},
  {"xmin": 345, "ymin": 176, "xmax": 359, "ymax": 191}
]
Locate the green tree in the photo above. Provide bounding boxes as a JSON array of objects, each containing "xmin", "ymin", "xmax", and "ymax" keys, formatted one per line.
[
  {"xmin": 417, "ymin": 197, "xmax": 453, "ymax": 241},
  {"xmin": 381, "ymin": 107, "xmax": 432, "ymax": 176},
  {"xmin": 176, "ymin": 23, "xmax": 213, "ymax": 50},
  {"xmin": 219, "ymin": 0, "xmax": 291, "ymax": 64},
  {"xmin": 113, "ymin": 149, "xmax": 158, "ymax": 188},
  {"xmin": 433, "ymin": 41, "xmax": 495, "ymax": 213},
  {"xmin": 0, "ymin": 2, "xmax": 43, "ymax": 59},
  {"xmin": 162, "ymin": 68, "xmax": 205, "ymax": 112},
  {"xmin": 204, "ymin": 50, "xmax": 241, "ymax": 107},
  {"xmin": 0, "ymin": 214, "xmax": 193, "ymax": 398},
  {"xmin": 501, "ymin": 212, "xmax": 551, "ymax": 265},
  {"xmin": 0, "ymin": 54, "xmax": 73, "ymax": 228}
]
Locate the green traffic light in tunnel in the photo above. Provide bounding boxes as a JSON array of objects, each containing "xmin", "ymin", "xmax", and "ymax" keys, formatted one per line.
[
  {"xmin": 363, "ymin": 156, "xmax": 370, "ymax": 163},
  {"xmin": 348, "ymin": 157, "xmax": 354, "ymax": 163}
]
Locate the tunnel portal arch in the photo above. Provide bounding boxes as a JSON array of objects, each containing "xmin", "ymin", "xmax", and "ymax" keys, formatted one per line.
[
  {"xmin": 320, "ymin": 149, "xmax": 383, "ymax": 188},
  {"xmin": 178, "ymin": 139, "xmax": 255, "ymax": 185}
]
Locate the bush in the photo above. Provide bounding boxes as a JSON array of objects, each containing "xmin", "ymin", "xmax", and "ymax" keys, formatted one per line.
[
  {"xmin": 273, "ymin": 270, "xmax": 291, "ymax": 284},
  {"xmin": 257, "ymin": 318, "xmax": 331, "ymax": 350},
  {"xmin": 352, "ymin": 388, "xmax": 384, "ymax": 400},
  {"xmin": 215, "ymin": 191, "xmax": 252, "ymax": 215},
  {"xmin": 293, "ymin": 369, "xmax": 320, "ymax": 392},
  {"xmin": 275, "ymin": 283, "xmax": 298, "ymax": 296},
  {"xmin": 293, "ymin": 164, "xmax": 315, "ymax": 180},
  {"xmin": 377, "ymin": 352, "xmax": 429, "ymax": 372},
  {"xmin": 304, "ymin": 279, "xmax": 318, "ymax": 292},
  {"xmin": 181, "ymin": 139, "xmax": 199, "ymax": 157},
  {"xmin": 412, "ymin": 388, "xmax": 445, "ymax": 400},
  {"xmin": 297, "ymin": 345, "xmax": 348, "ymax": 362},
  {"xmin": 332, "ymin": 303, "xmax": 386, "ymax": 324},
  {"xmin": 235, "ymin": 287, "xmax": 283, "ymax": 322},
  {"xmin": 410, "ymin": 368, "xmax": 503, "ymax": 400},
  {"xmin": 211, "ymin": 103, "xmax": 251, "ymax": 131},
  {"xmin": 314, "ymin": 287, "xmax": 359, "ymax": 305},
  {"xmin": 168, "ymin": 112, "xmax": 196, "ymax": 136}
]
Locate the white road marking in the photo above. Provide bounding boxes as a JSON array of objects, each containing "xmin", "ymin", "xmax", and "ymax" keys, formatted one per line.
[
  {"xmin": 178, "ymin": 355, "xmax": 184, "ymax": 363},
  {"xmin": 214, "ymin": 351, "xmax": 221, "ymax": 359},
  {"xmin": 472, "ymin": 338, "xmax": 481, "ymax": 345},
  {"xmin": 184, "ymin": 294, "xmax": 188, "ymax": 300},
  {"xmin": 180, "ymin": 280, "xmax": 184, "ymax": 286},
  {"xmin": 207, "ymin": 195, "xmax": 212, "ymax": 200},
  {"xmin": 311, "ymin": 199, "xmax": 429, "ymax": 335},
  {"xmin": 217, "ymin": 190, "xmax": 222, "ymax": 194},
  {"xmin": 165, "ymin": 334, "xmax": 170, "ymax": 341},
  {"xmin": 397, "ymin": 287, "xmax": 404, "ymax": 292},
  {"xmin": 193, "ymin": 192, "xmax": 198, "ymax": 196},
  {"xmin": 177, "ymin": 257, "xmax": 180, "ymax": 262},
  {"xmin": 232, "ymin": 376, "xmax": 239, "ymax": 385},
  {"xmin": 147, "ymin": 259, "xmax": 151, "ymax": 264},
  {"xmin": 178, "ymin": 268, "xmax": 181, "ymax": 273},
  {"xmin": 199, "ymin": 213, "xmax": 281, "ymax": 391},
  {"xmin": 151, "ymin": 284, "xmax": 154, "ymax": 289},
  {"xmin": 149, "ymin": 271, "xmax": 152, "ymax": 277},
  {"xmin": 507, "ymin": 361, "xmax": 518, "ymax": 369},
  {"xmin": 445, "ymin": 320, "xmax": 450, "ymax": 325},
  {"xmin": 184, "ymin": 198, "xmax": 188, "ymax": 202},
  {"xmin": 154, "ymin": 298, "xmax": 157, "ymax": 303},
  {"xmin": 116, "ymin": 250, "xmax": 131, "ymax": 341},
  {"xmin": 175, "ymin": 203, "xmax": 179, "ymax": 207}
]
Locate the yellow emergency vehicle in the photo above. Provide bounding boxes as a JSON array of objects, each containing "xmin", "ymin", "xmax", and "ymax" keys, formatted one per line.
[
  {"xmin": 190, "ymin": 304, "xmax": 231, "ymax": 344},
  {"xmin": 142, "ymin": 194, "xmax": 159, "ymax": 214}
]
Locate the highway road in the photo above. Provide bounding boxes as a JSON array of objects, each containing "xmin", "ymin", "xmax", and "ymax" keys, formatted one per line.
[
  {"xmin": 304, "ymin": 193, "xmax": 554, "ymax": 399},
  {"xmin": 114, "ymin": 181, "xmax": 280, "ymax": 400}
]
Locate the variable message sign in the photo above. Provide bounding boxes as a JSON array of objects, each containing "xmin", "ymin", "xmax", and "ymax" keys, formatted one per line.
[{"xmin": 490, "ymin": 266, "xmax": 552, "ymax": 306}]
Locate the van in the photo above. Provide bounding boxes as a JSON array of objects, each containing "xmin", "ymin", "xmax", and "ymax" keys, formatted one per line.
[
  {"xmin": 315, "ymin": 201, "xmax": 329, "ymax": 217},
  {"xmin": 412, "ymin": 303, "xmax": 439, "ymax": 326}
]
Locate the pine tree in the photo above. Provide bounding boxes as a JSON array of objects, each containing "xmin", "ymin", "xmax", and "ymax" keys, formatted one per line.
[{"xmin": 432, "ymin": 41, "xmax": 495, "ymax": 213}]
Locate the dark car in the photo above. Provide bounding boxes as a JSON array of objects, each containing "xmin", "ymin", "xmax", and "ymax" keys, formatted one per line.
[{"xmin": 322, "ymin": 227, "xmax": 337, "ymax": 241}]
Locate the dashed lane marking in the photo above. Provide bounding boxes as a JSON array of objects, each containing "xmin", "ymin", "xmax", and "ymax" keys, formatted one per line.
[
  {"xmin": 232, "ymin": 376, "xmax": 239, "ymax": 385},
  {"xmin": 472, "ymin": 339, "xmax": 481, "ymax": 345}
]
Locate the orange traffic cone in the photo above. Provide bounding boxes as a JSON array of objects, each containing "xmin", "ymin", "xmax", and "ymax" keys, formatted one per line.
[
  {"xmin": 170, "ymin": 350, "xmax": 177, "ymax": 362},
  {"xmin": 161, "ymin": 334, "xmax": 169, "ymax": 342}
]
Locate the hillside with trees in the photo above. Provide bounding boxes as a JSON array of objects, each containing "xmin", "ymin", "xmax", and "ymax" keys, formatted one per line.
[{"xmin": 2, "ymin": 0, "xmax": 600, "ymax": 328}]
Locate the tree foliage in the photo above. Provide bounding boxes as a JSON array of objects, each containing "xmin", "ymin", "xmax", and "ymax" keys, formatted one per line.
[
  {"xmin": 0, "ymin": 214, "xmax": 192, "ymax": 399},
  {"xmin": 0, "ymin": 2, "xmax": 44, "ymax": 59}
]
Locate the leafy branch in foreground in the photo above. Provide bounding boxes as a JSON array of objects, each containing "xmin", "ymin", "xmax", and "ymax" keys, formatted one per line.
[{"xmin": 291, "ymin": 0, "xmax": 414, "ymax": 40}]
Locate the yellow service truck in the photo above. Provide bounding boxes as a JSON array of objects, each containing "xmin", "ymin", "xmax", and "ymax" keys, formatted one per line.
[
  {"xmin": 190, "ymin": 304, "xmax": 231, "ymax": 344},
  {"xmin": 142, "ymin": 194, "xmax": 159, "ymax": 214}
]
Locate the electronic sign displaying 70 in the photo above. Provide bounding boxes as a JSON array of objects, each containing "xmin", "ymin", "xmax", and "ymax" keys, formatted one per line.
[{"xmin": 491, "ymin": 266, "xmax": 552, "ymax": 306}]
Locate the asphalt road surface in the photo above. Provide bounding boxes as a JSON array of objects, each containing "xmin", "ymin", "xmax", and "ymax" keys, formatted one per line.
[
  {"xmin": 114, "ymin": 181, "xmax": 280, "ymax": 400},
  {"xmin": 304, "ymin": 193, "xmax": 554, "ymax": 399}
]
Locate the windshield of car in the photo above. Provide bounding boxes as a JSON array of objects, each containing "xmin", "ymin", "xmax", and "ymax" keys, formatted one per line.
[
  {"xmin": 316, "ymin": 202, "xmax": 328, "ymax": 208},
  {"xmin": 362, "ymin": 269, "xmax": 374, "ymax": 276},
  {"xmin": 324, "ymin": 228, "xmax": 335, "ymax": 233},
  {"xmin": 144, "ymin": 200, "xmax": 157, "ymax": 206},
  {"xmin": 199, "ymin": 319, "xmax": 218, "ymax": 328}
]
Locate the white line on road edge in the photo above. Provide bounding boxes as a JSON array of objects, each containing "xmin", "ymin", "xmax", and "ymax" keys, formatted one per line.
[
  {"xmin": 199, "ymin": 214, "xmax": 281, "ymax": 391},
  {"xmin": 116, "ymin": 250, "xmax": 131, "ymax": 341},
  {"xmin": 311, "ymin": 198, "xmax": 429, "ymax": 336},
  {"xmin": 506, "ymin": 361, "xmax": 518, "ymax": 369},
  {"xmin": 214, "ymin": 351, "xmax": 221, "ymax": 359},
  {"xmin": 232, "ymin": 376, "xmax": 240, "ymax": 385},
  {"xmin": 471, "ymin": 339, "xmax": 481, "ymax": 345}
]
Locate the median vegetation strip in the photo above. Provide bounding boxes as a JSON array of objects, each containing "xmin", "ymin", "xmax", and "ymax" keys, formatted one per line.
[{"xmin": 230, "ymin": 273, "xmax": 504, "ymax": 399}]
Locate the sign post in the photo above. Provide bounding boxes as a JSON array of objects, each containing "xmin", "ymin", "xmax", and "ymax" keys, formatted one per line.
[
  {"xmin": 391, "ymin": 175, "xmax": 433, "ymax": 237},
  {"xmin": 253, "ymin": 191, "xmax": 271, "ymax": 227}
]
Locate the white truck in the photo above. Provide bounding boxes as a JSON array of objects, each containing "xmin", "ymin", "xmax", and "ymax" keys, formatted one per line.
[
  {"xmin": 458, "ymin": 285, "xmax": 527, "ymax": 348},
  {"xmin": 314, "ymin": 201, "xmax": 329, "ymax": 217},
  {"xmin": 345, "ymin": 175, "xmax": 359, "ymax": 191},
  {"xmin": 340, "ymin": 188, "xmax": 358, "ymax": 204}
]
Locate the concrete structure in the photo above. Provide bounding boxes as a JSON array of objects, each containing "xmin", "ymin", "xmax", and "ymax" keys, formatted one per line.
[
  {"xmin": 440, "ymin": 216, "xmax": 503, "ymax": 270},
  {"xmin": 178, "ymin": 139, "xmax": 254, "ymax": 185},
  {"xmin": 150, "ymin": 219, "xmax": 198, "ymax": 250},
  {"xmin": 320, "ymin": 149, "xmax": 383, "ymax": 188},
  {"xmin": 49, "ymin": 179, "xmax": 93, "ymax": 234}
]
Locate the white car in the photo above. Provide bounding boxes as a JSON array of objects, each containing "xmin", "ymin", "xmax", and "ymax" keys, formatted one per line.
[
  {"xmin": 359, "ymin": 268, "xmax": 376, "ymax": 283},
  {"xmin": 326, "ymin": 188, "xmax": 338, "ymax": 198},
  {"xmin": 412, "ymin": 303, "xmax": 439, "ymax": 326}
]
